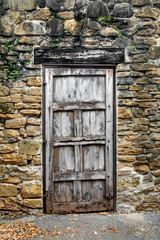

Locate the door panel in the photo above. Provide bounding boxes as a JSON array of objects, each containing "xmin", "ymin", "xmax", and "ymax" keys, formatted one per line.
[{"xmin": 44, "ymin": 67, "xmax": 114, "ymax": 214}]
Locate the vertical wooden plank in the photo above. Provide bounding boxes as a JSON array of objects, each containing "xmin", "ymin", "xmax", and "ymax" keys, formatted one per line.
[
  {"xmin": 74, "ymin": 181, "xmax": 82, "ymax": 202},
  {"xmin": 45, "ymin": 68, "xmax": 54, "ymax": 213},
  {"xmin": 105, "ymin": 69, "xmax": 114, "ymax": 210},
  {"xmin": 74, "ymin": 110, "xmax": 82, "ymax": 137},
  {"xmin": 74, "ymin": 146, "xmax": 81, "ymax": 172},
  {"xmin": 59, "ymin": 146, "xmax": 75, "ymax": 172}
]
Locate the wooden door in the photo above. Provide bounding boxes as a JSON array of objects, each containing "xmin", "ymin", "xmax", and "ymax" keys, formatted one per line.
[{"xmin": 43, "ymin": 67, "xmax": 115, "ymax": 214}]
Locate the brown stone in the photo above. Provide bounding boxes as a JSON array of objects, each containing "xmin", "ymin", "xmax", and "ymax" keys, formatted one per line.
[
  {"xmin": 137, "ymin": 28, "xmax": 155, "ymax": 36},
  {"xmin": 20, "ymin": 140, "xmax": 41, "ymax": 155},
  {"xmin": 14, "ymin": 21, "xmax": 46, "ymax": 36},
  {"xmin": 118, "ymin": 148, "xmax": 142, "ymax": 155},
  {"xmin": 130, "ymin": 124, "xmax": 148, "ymax": 131},
  {"xmin": 118, "ymin": 142, "xmax": 131, "ymax": 148},
  {"xmin": 32, "ymin": 156, "xmax": 42, "ymax": 165},
  {"xmin": 117, "ymin": 178, "xmax": 130, "ymax": 188},
  {"xmin": 136, "ymin": 78, "xmax": 148, "ymax": 84},
  {"xmin": 150, "ymin": 133, "xmax": 160, "ymax": 141},
  {"xmin": 0, "ymin": 198, "xmax": 22, "ymax": 211},
  {"xmin": 0, "ymin": 86, "xmax": 9, "ymax": 96},
  {"xmin": 5, "ymin": 118, "xmax": 26, "ymax": 128},
  {"xmin": 156, "ymin": 21, "xmax": 160, "ymax": 34},
  {"xmin": 150, "ymin": 160, "xmax": 160, "ymax": 170},
  {"xmin": 64, "ymin": 20, "xmax": 82, "ymax": 36},
  {"xmin": 4, "ymin": 0, "xmax": 37, "ymax": 11},
  {"xmin": 0, "ymin": 184, "xmax": 17, "ymax": 197},
  {"xmin": 127, "ymin": 135, "xmax": 148, "ymax": 141},
  {"xmin": 22, "ymin": 182, "xmax": 42, "ymax": 198},
  {"xmin": 138, "ymin": 101, "xmax": 155, "ymax": 108},
  {"xmin": 28, "ymin": 87, "xmax": 41, "ymax": 96},
  {"xmin": 134, "ymin": 165, "xmax": 149, "ymax": 174},
  {"xmin": 26, "ymin": 126, "xmax": 41, "ymax": 136},
  {"xmin": 145, "ymin": 71, "xmax": 160, "ymax": 77},
  {"xmin": 8, "ymin": 10, "xmax": 26, "ymax": 24},
  {"xmin": 133, "ymin": 54, "xmax": 148, "ymax": 63},
  {"xmin": 151, "ymin": 170, "xmax": 160, "ymax": 177},
  {"xmin": 136, "ymin": 203, "xmax": 159, "ymax": 211},
  {"xmin": 14, "ymin": 103, "xmax": 24, "ymax": 109},
  {"xmin": 29, "ymin": 9, "xmax": 51, "ymax": 21},
  {"xmin": 4, "ymin": 130, "xmax": 20, "ymax": 137},
  {"xmin": 118, "ymin": 162, "xmax": 133, "ymax": 168},
  {"xmin": 57, "ymin": 11, "xmax": 74, "ymax": 19},
  {"xmin": 19, "ymin": 166, "xmax": 41, "ymax": 180},
  {"xmin": 133, "ymin": 0, "xmax": 152, "ymax": 6},
  {"xmin": 2, "ymin": 174, "xmax": 19, "ymax": 184},
  {"xmin": 0, "ymin": 15, "xmax": 13, "ymax": 36},
  {"xmin": 144, "ymin": 37, "xmax": 158, "ymax": 45},
  {"xmin": 19, "ymin": 36, "xmax": 43, "ymax": 45},
  {"xmin": 131, "ymin": 177, "xmax": 140, "ymax": 187},
  {"xmin": 117, "ymin": 72, "xmax": 130, "ymax": 78},
  {"xmin": 22, "ymin": 95, "xmax": 41, "ymax": 103},
  {"xmin": 148, "ymin": 46, "xmax": 160, "ymax": 59},
  {"xmin": 129, "ymin": 85, "xmax": 142, "ymax": 91},
  {"xmin": 0, "ymin": 144, "xmax": 16, "ymax": 153},
  {"xmin": 118, "ymin": 169, "xmax": 132, "ymax": 176},
  {"xmin": 5, "ymin": 114, "xmax": 22, "ymax": 119},
  {"xmin": 20, "ymin": 110, "xmax": 41, "ymax": 115},
  {"xmin": 0, "ymin": 156, "xmax": 3, "ymax": 164},
  {"xmin": 0, "ymin": 96, "xmax": 11, "ymax": 103},
  {"xmin": 118, "ymin": 156, "xmax": 135, "ymax": 162},
  {"xmin": 83, "ymin": 39, "xmax": 99, "ymax": 47},
  {"xmin": 0, "ymin": 166, "xmax": 5, "ymax": 177},
  {"xmin": 118, "ymin": 108, "xmax": 131, "ymax": 118},
  {"xmin": 137, "ymin": 6, "xmax": 157, "ymax": 19},
  {"xmin": 10, "ymin": 94, "xmax": 22, "ymax": 103},
  {"xmin": 23, "ymin": 199, "xmax": 42, "ymax": 208},
  {"xmin": 134, "ymin": 118, "xmax": 149, "ymax": 124},
  {"xmin": 100, "ymin": 28, "xmax": 118, "ymax": 37},
  {"xmin": 3, "ymin": 154, "xmax": 27, "ymax": 165},
  {"xmin": 133, "ymin": 63, "xmax": 157, "ymax": 71},
  {"xmin": 24, "ymin": 104, "xmax": 41, "ymax": 109},
  {"xmin": 27, "ymin": 118, "xmax": 41, "ymax": 126}
]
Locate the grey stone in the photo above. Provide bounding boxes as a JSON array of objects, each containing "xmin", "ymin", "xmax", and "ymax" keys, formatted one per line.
[
  {"xmin": 87, "ymin": 19, "xmax": 101, "ymax": 30},
  {"xmin": 14, "ymin": 21, "xmax": 46, "ymax": 36},
  {"xmin": 36, "ymin": 0, "xmax": 45, "ymax": 8},
  {"xmin": 47, "ymin": 19, "xmax": 63, "ymax": 36},
  {"xmin": 112, "ymin": 38, "xmax": 127, "ymax": 48},
  {"xmin": 76, "ymin": 0, "xmax": 89, "ymax": 9},
  {"xmin": 87, "ymin": 0, "xmax": 109, "ymax": 18},
  {"xmin": 117, "ymin": 77, "xmax": 133, "ymax": 85},
  {"xmin": 153, "ymin": 0, "xmax": 160, "ymax": 7},
  {"xmin": 132, "ymin": 107, "xmax": 144, "ymax": 117},
  {"xmin": 148, "ymin": 114, "xmax": 160, "ymax": 121},
  {"xmin": 0, "ymin": 6, "xmax": 5, "ymax": 16},
  {"xmin": 46, "ymin": 0, "xmax": 75, "ymax": 11},
  {"xmin": 112, "ymin": 3, "xmax": 133, "ymax": 18}
]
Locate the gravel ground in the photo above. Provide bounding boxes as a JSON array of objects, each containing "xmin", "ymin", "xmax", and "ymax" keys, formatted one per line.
[{"xmin": 0, "ymin": 211, "xmax": 160, "ymax": 239}]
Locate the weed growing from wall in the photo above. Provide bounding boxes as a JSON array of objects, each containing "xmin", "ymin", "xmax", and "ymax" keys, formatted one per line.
[{"xmin": 0, "ymin": 40, "xmax": 20, "ymax": 82}]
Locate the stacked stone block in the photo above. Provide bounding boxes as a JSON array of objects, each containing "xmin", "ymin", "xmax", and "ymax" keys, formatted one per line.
[{"xmin": 0, "ymin": 0, "xmax": 159, "ymax": 213}]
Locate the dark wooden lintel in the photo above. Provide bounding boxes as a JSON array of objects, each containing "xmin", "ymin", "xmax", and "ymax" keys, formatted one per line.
[{"xmin": 34, "ymin": 47, "xmax": 125, "ymax": 65}]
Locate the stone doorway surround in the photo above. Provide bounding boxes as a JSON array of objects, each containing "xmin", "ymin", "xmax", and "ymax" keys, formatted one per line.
[{"xmin": 34, "ymin": 47, "xmax": 125, "ymax": 213}]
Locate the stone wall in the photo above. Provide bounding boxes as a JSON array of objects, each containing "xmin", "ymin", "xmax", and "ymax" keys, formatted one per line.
[{"xmin": 0, "ymin": 0, "xmax": 159, "ymax": 213}]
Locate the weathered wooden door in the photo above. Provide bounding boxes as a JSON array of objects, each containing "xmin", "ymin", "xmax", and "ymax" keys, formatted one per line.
[{"xmin": 43, "ymin": 67, "xmax": 115, "ymax": 214}]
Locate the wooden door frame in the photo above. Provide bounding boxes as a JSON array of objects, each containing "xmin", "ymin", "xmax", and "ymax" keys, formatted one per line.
[{"xmin": 42, "ymin": 64, "xmax": 117, "ymax": 214}]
